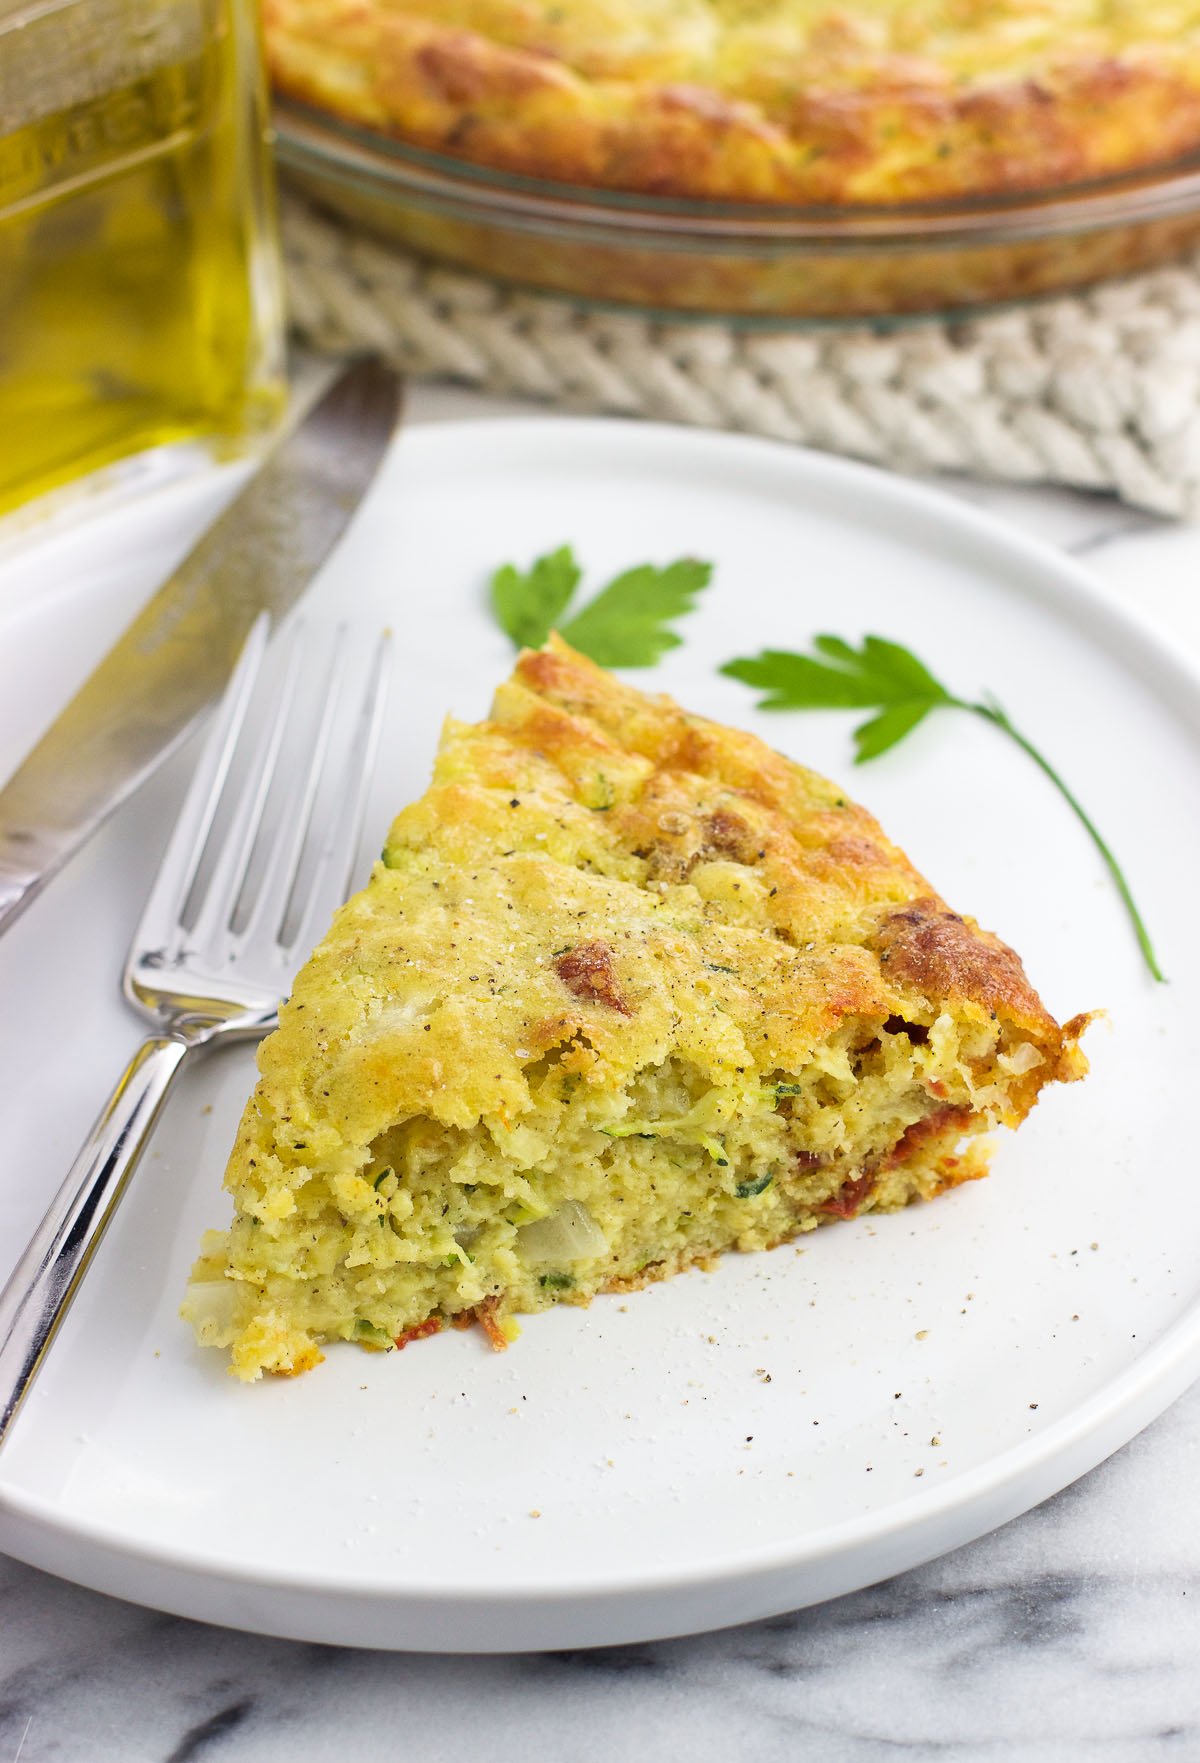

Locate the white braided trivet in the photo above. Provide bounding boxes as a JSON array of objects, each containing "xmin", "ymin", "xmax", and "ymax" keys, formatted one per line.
[{"xmin": 283, "ymin": 192, "xmax": 1200, "ymax": 519}]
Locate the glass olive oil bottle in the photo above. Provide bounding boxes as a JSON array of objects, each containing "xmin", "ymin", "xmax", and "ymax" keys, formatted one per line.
[{"xmin": 0, "ymin": 0, "xmax": 285, "ymax": 519}]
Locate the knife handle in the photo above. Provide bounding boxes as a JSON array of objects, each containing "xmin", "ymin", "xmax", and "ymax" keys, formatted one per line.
[{"xmin": 0, "ymin": 1034, "xmax": 190, "ymax": 1449}]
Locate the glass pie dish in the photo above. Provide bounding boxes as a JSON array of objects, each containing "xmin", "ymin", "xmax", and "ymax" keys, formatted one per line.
[{"xmin": 275, "ymin": 98, "xmax": 1200, "ymax": 325}]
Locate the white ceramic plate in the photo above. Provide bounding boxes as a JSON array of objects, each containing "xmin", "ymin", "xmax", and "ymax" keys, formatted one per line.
[{"xmin": 0, "ymin": 420, "xmax": 1195, "ymax": 1653}]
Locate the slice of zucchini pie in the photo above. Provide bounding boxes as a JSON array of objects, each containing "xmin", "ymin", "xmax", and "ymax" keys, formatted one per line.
[{"xmin": 185, "ymin": 637, "xmax": 1088, "ymax": 1379}]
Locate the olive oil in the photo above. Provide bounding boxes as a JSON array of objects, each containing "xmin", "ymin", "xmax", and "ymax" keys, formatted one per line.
[{"xmin": 0, "ymin": 0, "xmax": 285, "ymax": 518}]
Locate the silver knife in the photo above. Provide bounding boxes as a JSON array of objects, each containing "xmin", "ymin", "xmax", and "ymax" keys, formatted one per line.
[{"xmin": 0, "ymin": 356, "xmax": 402, "ymax": 938}]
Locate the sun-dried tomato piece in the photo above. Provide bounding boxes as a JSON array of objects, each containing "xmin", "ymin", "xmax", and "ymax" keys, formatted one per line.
[
  {"xmin": 474, "ymin": 1296, "xmax": 511, "ymax": 1351},
  {"xmin": 886, "ymin": 1104, "xmax": 974, "ymax": 1168},
  {"xmin": 819, "ymin": 1169, "xmax": 877, "ymax": 1219},
  {"xmin": 554, "ymin": 940, "xmax": 632, "ymax": 1016}
]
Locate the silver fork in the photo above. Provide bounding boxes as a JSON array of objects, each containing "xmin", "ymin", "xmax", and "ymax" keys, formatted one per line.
[{"xmin": 0, "ymin": 615, "xmax": 391, "ymax": 1445}]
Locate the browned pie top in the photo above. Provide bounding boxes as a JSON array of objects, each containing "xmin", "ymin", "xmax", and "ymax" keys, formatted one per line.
[
  {"xmin": 265, "ymin": 0, "xmax": 1200, "ymax": 202},
  {"xmin": 242, "ymin": 636, "xmax": 1082, "ymax": 1173}
]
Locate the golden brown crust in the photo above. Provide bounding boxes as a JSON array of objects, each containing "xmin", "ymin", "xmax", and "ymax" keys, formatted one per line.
[
  {"xmin": 273, "ymin": 1344, "xmax": 325, "ymax": 1375},
  {"xmin": 873, "ymin": 898, "xmax": 1055, "ymax": 1038},
  {"xmin": 265, "ymin": 0, "xmax": 1200, "ymax": 204}
]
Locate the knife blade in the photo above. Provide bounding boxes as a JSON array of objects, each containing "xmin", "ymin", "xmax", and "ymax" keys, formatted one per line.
[{"xmin": 0, "ymin": 356, "xmax": 402, "ymax": 939}]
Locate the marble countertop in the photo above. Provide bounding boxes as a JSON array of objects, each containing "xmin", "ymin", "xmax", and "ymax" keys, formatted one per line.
[{"xmin": 4, "ymin": 385, "xmax": 1200, "ymax": 1763}]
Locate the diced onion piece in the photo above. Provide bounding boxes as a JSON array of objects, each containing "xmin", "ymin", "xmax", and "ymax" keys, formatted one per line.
[
  {"xmin": 517, "ymin": 1199, "xmax": 609, "ymax": 1263},
  {"xmin": 180, "ymin": 1278, "xmax": 241, "ymax": 1343},
  {"xmin": 1000, "ymin": 1041, "xmax": 1044, "ymax": 1075}
]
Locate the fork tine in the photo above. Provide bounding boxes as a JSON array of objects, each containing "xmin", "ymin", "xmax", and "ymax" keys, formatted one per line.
[
  {"xmin": 282, "ymin": 629, "xmax": 392, "ymax": 953},
  {"xmin": 184, "ymin": 621, "xmax": 308, "ymax": 954},
  {"xmin": 236, "ymin": 625, "xmax": 351, "ymax": 950},
  {"xmin": 127, "ymin": 618, "xmax": 391, "ymax": 1028},
  {"xmin": 134, "ymin": 614, "xmax": 271, "ymax": 955}
]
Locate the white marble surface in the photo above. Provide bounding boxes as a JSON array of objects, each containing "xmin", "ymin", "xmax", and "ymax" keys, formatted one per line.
[{"xmin": 4, "ymin": 384, "xmax": 1200, "ymax": 1762}]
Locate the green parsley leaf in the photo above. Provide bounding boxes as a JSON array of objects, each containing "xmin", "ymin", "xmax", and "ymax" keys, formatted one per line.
[
  {"xmin": 490, "ymin": 545, "xmax": 581, "ymax": 650},
  {"xmin": 722, "ymin": 633, "xmax": 1165, "ymax": 983},
  {"xmin": 852, "ymin": 699, "xmax": 938, "ymax": 762},
  {"xmin": 489, "ymin": 548, "xmax": 711, "ymax": 667},
  {"xmin": 559, "ymin": 558, "xmax": 712, "ymax": 667},
  {"xmin": 722, "ymin": 633, "xmax": 958, "ymax": 747}
]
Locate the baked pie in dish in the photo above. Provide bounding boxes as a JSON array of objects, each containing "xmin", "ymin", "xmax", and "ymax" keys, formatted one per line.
[
  {"xmin": 265, "ymin": 0, "xmax": 1200, "ymax": 205},
  {"xmin": 268, "ymin": 0, "xmax": 1200, "ymax": 317}
]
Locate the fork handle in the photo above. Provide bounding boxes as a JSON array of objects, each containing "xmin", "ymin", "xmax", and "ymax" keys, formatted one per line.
[{"xmin": 0, "ymin": 1035, "xmax": 190, "ymax": 1448}]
